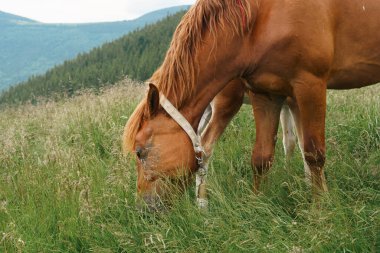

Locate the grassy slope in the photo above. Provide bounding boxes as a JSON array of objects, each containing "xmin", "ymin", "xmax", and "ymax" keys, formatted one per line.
[{"xmin": 0, "ymin": 80, "xmax": 379, "ymax": 252}]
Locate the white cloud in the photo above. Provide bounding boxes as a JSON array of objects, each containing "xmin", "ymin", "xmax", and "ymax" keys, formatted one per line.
[{"xmin": 0, "ymin": 0, "xmax": 196, "ymax": 23}]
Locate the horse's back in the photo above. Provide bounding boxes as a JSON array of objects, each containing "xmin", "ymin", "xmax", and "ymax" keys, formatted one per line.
[
  {"xmin": 250, "ymin": 0, "xmax": 380, "ymax": 90},
  {"xmin": 328, "ymin": 0, "xmax": 380, "ymax": 88}
]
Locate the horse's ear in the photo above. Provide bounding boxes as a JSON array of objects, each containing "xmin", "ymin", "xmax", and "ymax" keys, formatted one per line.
[{"xmin": 147, "ymin": 83, "xmax": 160, "ymax": 117}]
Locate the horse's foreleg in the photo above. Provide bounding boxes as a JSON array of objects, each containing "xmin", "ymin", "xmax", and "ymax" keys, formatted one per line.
[
  {"xmin": 201, "ymin": 79, "xmax": 245, "ymax": 159},
  {"xmin": 250, "ymin": 92, "xmax": 285, "ymax": 193},
  {"xmin": 293, "ymin": 75, "xmax": 328, "ymax": 196},
  {"xmin": 197, "ymin": 80, "xmax": 244, "ymax": 209},
  {"xmin": 280, "ymin": 102, "xmax": 297, "ymax": 160}
]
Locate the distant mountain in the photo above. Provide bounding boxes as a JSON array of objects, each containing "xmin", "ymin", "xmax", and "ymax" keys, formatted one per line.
[
  {"xmin": 0, "ymin": 6, "xmax": 190, "ymax": 91},
  {"xmin": 0, "ymin": 11, "xmax": 185, "ymax": 105},
  {"xmin": 0, "ymin": 11, "xmax": 37, "ymax": 23}
]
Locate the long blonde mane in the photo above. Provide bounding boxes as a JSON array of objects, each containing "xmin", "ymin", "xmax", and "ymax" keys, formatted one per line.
[{"xmin": 124, "ymin": 0, "xmax": 253, "ymax": 152}]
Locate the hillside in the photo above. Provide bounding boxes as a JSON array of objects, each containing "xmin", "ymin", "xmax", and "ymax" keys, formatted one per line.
[
  {"xmin": 0, "ymin": 11, "xmax": 36, "ymax": 23},
  {"xmin": 0, "ymin": 79, "xmax": 379, "ymax": 252},
  {"xmin": 0, "ymin": 11, "xmax": 185, "ymax": 106},
  {"xmin": 0, "ymin": 6, "xmax": 189, "ymax": 91}
]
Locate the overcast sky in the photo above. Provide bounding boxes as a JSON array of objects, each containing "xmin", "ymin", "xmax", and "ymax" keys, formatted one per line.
[{"xmin": 0, "ymin": 0, "xmax": 196, "ymax": 23}]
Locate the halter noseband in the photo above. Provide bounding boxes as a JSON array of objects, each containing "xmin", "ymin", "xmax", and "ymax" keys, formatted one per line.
[{"xmin": 159, "ymin": 93, "xmax": 211, "ymax": 209}]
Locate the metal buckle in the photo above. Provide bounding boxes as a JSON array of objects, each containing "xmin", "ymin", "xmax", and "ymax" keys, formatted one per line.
[
  {"xmin": 196, "ymin": 153, "xmax": 203, "ymax": 166},
  {"xmin": 195, "ymin": 149, "xmax": 207, "ymax": 167}
]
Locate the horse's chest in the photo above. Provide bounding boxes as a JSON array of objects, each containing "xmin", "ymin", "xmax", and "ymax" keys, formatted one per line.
[{"xmin": 245, "ymin": 72, "xmax": 292, "ymax": 97}]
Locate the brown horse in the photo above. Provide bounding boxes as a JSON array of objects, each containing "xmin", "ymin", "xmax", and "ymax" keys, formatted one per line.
[{"xmin": 124, "ymin": 0, "xmax": 380, "ymax": 209}]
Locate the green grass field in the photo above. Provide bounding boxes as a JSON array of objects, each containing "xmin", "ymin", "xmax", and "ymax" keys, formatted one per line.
[{"xmin": 1, "ymin": 79, "xmax": 379, "ymax": 252}]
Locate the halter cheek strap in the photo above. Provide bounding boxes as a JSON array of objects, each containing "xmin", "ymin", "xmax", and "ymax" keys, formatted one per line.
[{"xmin": 159, "ymin": 93, "xmax": 210, "ymax": 209}]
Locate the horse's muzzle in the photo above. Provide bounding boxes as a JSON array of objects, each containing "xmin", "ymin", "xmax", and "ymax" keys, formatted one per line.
[{"xmin": 136, "ymin": 194, "xmax": 165, "ymax": 212}]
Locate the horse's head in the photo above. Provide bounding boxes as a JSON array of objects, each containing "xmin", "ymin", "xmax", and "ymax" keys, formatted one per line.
[{"xmin": 124, "ymin": 84, "xmax": 204, "ymax": 211}]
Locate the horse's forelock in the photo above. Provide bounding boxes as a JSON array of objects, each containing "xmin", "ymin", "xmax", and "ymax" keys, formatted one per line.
[{"xmin": 123, "ymin": 100, "xmax": 147, "ymax": 153}]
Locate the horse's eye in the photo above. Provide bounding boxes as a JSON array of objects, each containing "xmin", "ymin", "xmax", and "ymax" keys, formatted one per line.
[{"xmin": 135, "ymin": 146, "xmax": 144, "ymax": 160}]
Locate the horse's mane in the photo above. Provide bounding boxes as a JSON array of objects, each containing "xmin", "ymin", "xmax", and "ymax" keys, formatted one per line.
[{"xmin": 124, "ymin": 0, "xmax": 253, "ymax": 152}]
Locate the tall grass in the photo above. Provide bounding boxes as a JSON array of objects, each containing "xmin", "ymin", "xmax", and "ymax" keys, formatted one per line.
[{"xmin": 1, "ymin": 79, "xmax": 379, "ymax": 252}]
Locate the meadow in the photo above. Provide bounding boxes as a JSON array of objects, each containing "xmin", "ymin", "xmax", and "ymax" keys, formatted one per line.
[{"xmin": 0, "ymin": 79, "xmax": 379, "ymax": 252}]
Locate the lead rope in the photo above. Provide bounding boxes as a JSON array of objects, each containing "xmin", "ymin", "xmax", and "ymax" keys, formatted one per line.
[
  {"xmin": 195, "ymin": 151, "xmax": 208, "ymax": 209},
  {"xmin": 159, "ymin": 93, "xmax": 209, "ymax": 209}
]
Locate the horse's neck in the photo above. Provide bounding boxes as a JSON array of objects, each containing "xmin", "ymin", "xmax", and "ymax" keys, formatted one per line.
[
  {"xmin": 180, "ymin": 52, "xmax": 248, "ymax": 130},
  {"xmin": 177, "ymin": 4, "xmax": 257, "ymax": 130},
  {"xmin": 181, "ymin": 76, "xmax": 235, "ymax": 131}
]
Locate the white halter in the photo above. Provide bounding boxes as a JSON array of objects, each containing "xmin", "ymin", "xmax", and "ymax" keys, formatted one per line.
[{"xmin": 159, "ymin": 93, "xmax": 212, "ymax": 209}]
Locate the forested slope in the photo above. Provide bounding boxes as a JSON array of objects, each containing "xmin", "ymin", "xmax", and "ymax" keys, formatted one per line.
[
  {"xmin": 0, "ymin": 12, "xmax": 184, "ymax": 105},
  {"xmin": 0, "ymin": 7, "xmax": 188, "ymax": 90}
]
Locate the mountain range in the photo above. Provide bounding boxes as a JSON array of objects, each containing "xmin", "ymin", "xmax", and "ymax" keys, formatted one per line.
[
  {"xmin": 0, "ymin": 6, "xmax": 189, "ymax": 91},
  {"xmin": 0, "ymin": 11, "xmax": 185, "ymax": 105}
]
